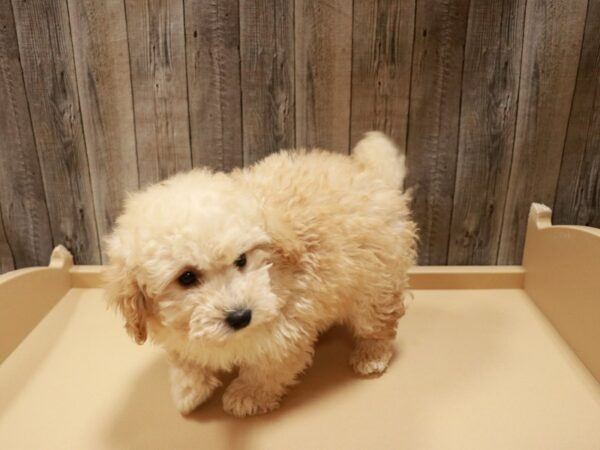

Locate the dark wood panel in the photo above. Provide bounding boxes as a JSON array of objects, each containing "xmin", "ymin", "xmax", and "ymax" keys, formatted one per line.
[
  {"xmin": 350, "ymin": 0, "xmax": 415, "ymax": 150},
  {"xmin": 125, "ymin": 0, "xmax": 192, "ymax": 186},
  {"xmin": 185, "ymin": 0, "xmax": 243, "ymax": 170},
  {"xmin": 554, "ymin": 0, "xmax": 600, "ymax": 228},
  {"xmin": 67, "ymin": 0, "xmax": 139, "ymax": 252},
  {"xmin": 498, "ymin": 0, "xmax": 588, "ymax": 264},
  {"xmin": 240, "ymin": 0, "xmax": 294, "ymax": 165},
  {"xmin": 0, "ymin": 0, "xmax": 53, "ymax": 268},
  {"xmin": 405, "ymin": 0, "xmax": 470, "ymax": 265},
  {"xmin": 12, "ymin": 0, "xmax": 101, "ymax": 265},
  {"xmin": 295, "ymin": 0, "xmax": 352, "ymax": 153},
  {"xmin": 0, "ymin": 207, "xmax": 15, "ymax": 273},
  {"xmin": 448, "ymin": 0, "xmax": 527, "ymax": 265}
]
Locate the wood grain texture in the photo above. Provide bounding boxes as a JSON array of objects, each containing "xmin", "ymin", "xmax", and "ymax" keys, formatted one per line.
[
  {"xmin": 350, "ymin": 0, "xmax": 415, "ymax": 150},
  {"xmin": 185, "ymin": 0, "xmax": 243, "ymax": 170},
  {"xmin": 405, "ymin": 0, "xmax": 470, "ymax": 265},
  {"xmin": 295, "ymin": 0, "xmax": 352, "ymax": 153},
  {"xmin": 554, "ymin": 0, "xmax": 600, "ymax": 228},
  {"xmin": 448, "ymin": 0, "xmax": 527, "ymax": 265},
  {"xmin": 240, "ymin": 0, "xmax": 294, "ymax": 165},
  {"xmin": 0, "ymin": 0, "xmax": 53, "ymax": 268},
  {"xmin": 11, "ymin": 0, "xmax": 101, "ymax": 265},
  {"xmin": 125, "ymin": 0, "xmax": 192, "ymax": 186},
  {"xmin": 67, "ymin": 0, "xmax": 139, "ymax": 251},
  {"xmin": 0, "ymin": 207, "xmax": 15, "ymax": 273},
  {"xmin": 498, "ymin": 0, "xmax": 588, "ymax": 264}
]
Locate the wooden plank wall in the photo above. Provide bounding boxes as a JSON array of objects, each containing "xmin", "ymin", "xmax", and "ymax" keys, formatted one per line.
[{"xmin": 0, "ymin": 0, "xmax": 598, "ymax": 271}]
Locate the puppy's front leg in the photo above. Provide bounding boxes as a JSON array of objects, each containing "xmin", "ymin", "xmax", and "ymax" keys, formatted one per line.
[
  {"xmin": 168, "ymin": 354, "xmax": 221, "ymax": 415},
  {"xmin": 222, "ymin": 347, "xmax": 313, "ymax": 417}
]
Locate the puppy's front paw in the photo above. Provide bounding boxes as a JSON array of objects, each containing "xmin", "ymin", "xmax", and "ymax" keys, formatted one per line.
[
  {"xmin": 350, "ymin": 339, "xmax": 393, "ymax": 376},
  {"xmin": 222, "ymin": 379, "xmax": 281, "ymax": 417},
  {"xmin": 171, "ymin": 383, "xmax": 216, "ymax": 415},
  {"xmin": 170, "ymin": 367, "xmax": 221, "ymax": 415}
]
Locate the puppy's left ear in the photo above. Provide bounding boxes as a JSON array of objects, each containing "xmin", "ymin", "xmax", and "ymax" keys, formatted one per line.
[
  {"xmin": 104, "ymin": 234, "xmax": 148, "ymax": 345},
  {"xmin": 115, "ymin": 281, "xmax": 148, "ymax": 345}
]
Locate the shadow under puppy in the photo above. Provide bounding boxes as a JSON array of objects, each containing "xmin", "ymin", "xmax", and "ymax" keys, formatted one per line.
[{"xmin": 104, "ymin": 132, "xmax": 417, "ymax": 417}]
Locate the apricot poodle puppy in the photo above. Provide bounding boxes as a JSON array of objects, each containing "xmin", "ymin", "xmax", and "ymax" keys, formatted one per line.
[{"xmin": 105, "ymin": 132, "xmax": 417, "ymax": 417}]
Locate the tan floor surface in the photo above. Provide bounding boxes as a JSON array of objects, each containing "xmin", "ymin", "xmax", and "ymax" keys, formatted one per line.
[{"xmin": 1, "ymin": 288, "xmax": 599, "ymax": 450}]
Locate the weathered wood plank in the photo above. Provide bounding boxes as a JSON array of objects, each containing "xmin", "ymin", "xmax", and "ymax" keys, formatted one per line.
[
  {"xmin": 67, "ymin": 0, "xmax": 139, "ymax": 251},
  {"xmin": 554, "ymin": 0, "xmax": 600, "ymax": 229},
  {"xmin": 349, "ymin": 0, "xmax": 415, "ymax": 150},
  {"xmin": 448, "ymin": 0, "xmax": 527, "ymax": 265},
  {"xmin": 11, "ymin": 0, "xmax": 101, "ymax": 265},
  {"xmin": 185, "ymin": 0, "xmax": 243, "ymax": 170},
  {"xmin": 240, "ymin": 0, "xmax": 294, "ymax": 165},
  {"xmin": 0, "ymin": 0, "xmax": 53, "ymax": 268},
  {"xmin": 124, "ymin": 0, "xmax": 192, "ymax": 186},
  {"xmin": 295, "ymin": 0, "xmax": 352, "ymax": 153},
  {"xmin": 498, "ymin": 0, "xmax": 588, "ymax": 264},
  {"xmin": 405, "ymin": 0, "xmax": 470, "ymax": 265},
  {"xmin": 0, "ymin": 207, "xmax": 15, "ymax": 273}
]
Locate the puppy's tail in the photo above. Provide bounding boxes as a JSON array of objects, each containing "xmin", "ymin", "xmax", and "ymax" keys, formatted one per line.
[{"xmin": 352, "ymin": 131, "xmax": 406, "ymax": 189}]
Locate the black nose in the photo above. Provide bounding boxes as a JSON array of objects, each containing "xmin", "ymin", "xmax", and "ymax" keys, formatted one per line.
[{"xmin": 225, "ymin": 309, "xmax": 252, "ymax": 330}]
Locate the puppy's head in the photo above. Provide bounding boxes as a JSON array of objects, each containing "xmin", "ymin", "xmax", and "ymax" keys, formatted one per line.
[{"xmin": 104, "ymin": 170, "xmax": 283, "ymax": 346}]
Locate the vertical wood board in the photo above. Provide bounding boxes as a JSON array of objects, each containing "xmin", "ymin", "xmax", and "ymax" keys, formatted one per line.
[
  {"xmin": 554, "ymin": 0, "xmax": 600, "ymax": 228},
  {"xmin": 295, "ymin": 0, "xmax": 352, "ymax": 153},
  {"xmin": 405, "ymin": 0, "xmax": 470, "ymax": 265},
  {"xmin": 240, "ymin": 0, "xmax": 295, "ymax": 165},
  {"xmin": 499, "ymin": 0, "xmax": 588, "ymax": 264},
  {"xmin": 125, "ymin": 0, "xmax": 192, "ymax": 186},
  {"xmin": 12, "ymin": 0, "xmax": 101, "ymax": 264},
  {"xmin": 185, "ymin": 0, "xmax": 243, "ymax": 170},
  {"xmin": 448, "ymin": 0, "xmax": 527, "ymax": 265},
  {"xmin": 67, "ymin": 0, "xmax": 139, "ymax": 253},
  {"xmin": 0, "ymin": 0, "xmax": 53, "ymax": 268},
  {"xmin": 350, "ymin": 0, "xmax": 415, "ymax": 151}
]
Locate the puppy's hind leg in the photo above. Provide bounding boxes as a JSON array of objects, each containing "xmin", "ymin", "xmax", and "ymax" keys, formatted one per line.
[{"xmin": 348, "ymin": 292, "xmax": 405, "ymax": 376}]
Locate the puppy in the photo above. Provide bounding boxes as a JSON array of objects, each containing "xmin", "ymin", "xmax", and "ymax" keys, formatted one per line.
[{"xmin": 105, "ymin": 132, "xmax": 417, "ymax": 417}]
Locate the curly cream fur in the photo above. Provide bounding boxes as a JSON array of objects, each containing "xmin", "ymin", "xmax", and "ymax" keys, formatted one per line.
[{"xmin": 105, "ymin": 132, "xmax": 417, "ymax": 417}]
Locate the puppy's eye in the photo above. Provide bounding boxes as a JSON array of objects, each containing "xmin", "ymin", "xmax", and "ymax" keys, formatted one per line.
[
  {"xmin": 234, "ymin": 253, "xmax": 247, "ymax": 269},
  {"xmin": 178, "ymin": 270, "xmax": 199, "ymax": 287}
]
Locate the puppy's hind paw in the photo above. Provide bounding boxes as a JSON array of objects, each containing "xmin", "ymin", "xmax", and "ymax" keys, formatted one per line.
[
  {"xmin": 222, "ymin": 379, "xmax": 281, "ymax": 417},
  {"xmin": 349, "ymin": 339, "xmax": 393, "ymax": 376}
]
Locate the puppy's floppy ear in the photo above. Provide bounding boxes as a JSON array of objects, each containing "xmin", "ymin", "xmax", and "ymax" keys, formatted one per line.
[
  {"xmin": 115, "ymin": 280, "xmax": 148, "ymax": 345},
  {"xmin": 104, "ymin": 233, "xmax": 148, "ymax": 345},
  {"xmin": 263, "ymin": 213, "xmax": 306, "ymax": 267}
]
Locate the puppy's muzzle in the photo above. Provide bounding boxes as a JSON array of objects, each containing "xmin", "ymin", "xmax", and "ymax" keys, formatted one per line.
[{"xmin": 225, "ymin": 308, "xmax": 252, "ymax": 330}]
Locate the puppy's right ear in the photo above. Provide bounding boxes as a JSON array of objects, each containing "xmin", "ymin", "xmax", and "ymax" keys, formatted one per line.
[
  {"xmin": 264, "ymin": 213, "xmax": 306, "ymax": 268},
  {"xmin": 104, "ymin": 233, "xmax": 148, "ymax": 345}
]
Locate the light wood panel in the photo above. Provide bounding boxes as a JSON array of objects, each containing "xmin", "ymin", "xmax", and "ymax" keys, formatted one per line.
[
  {"xmin": 2, "ymin": 0, "xmax": 599, "ymax": 270},
  {"xmin": 448, "ymin": 0, "xmax": 527, "ymax": 265},
  {"xmin": 0, "ymin": 0, "xmax": 53, "ymax": 269},
  {"xmin": 185, "ymin": 0, "xmax": 243, "ymax": 170},
  {"xmin": 405, "ymin": 0, "xmax": 471, "ymax": 265},
  {"xmin": 498, "ymin": 0, "xmax": 589, "ymax": 264},
  {"xmin": 67, "ymin": 0, "xmax": 139, "ymax": 256},
  {"xmin": 350, "ymin": 0, "xmax": 415, "ymax": 151},
  {"xmin": 125, "ymin": 0, "xmax": 192, "ymax": 186},
  {"xmin": 295, "ymin": 0, "xmax": 352, "ymax": 153},
  {"xmin": 240, "ymin": 0, "xmax": 295, "ymax": 165},
  {"xmin": 11, "ymin": 0, "xmax": 101, "ymax": 265},
  {"xmin": 554, "ymin": 0, "xmax": 600, "ymax": 228}
]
